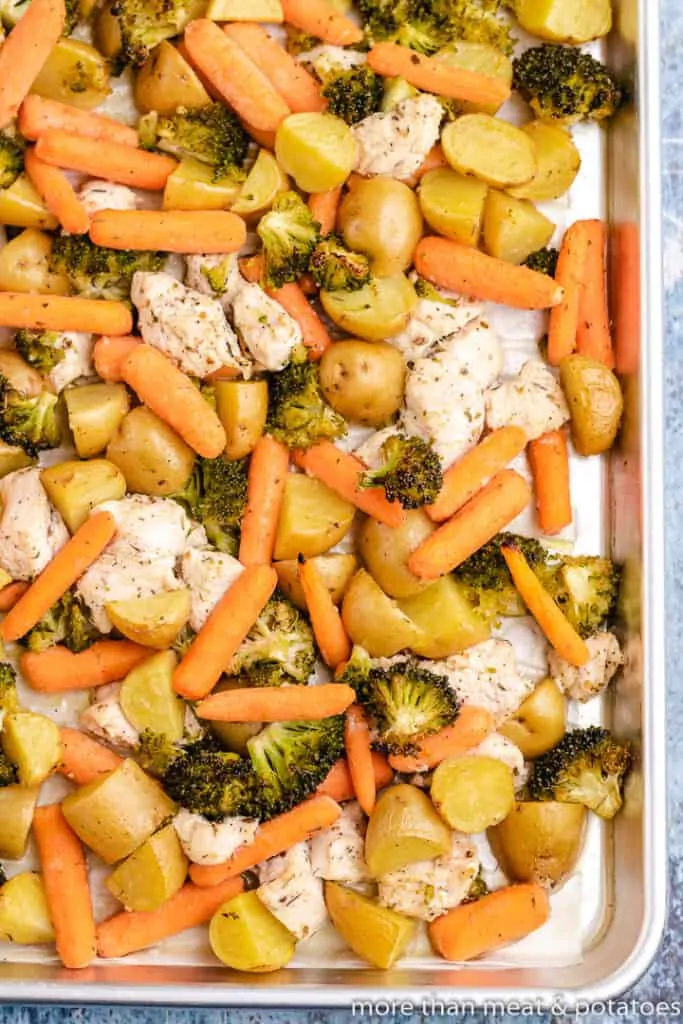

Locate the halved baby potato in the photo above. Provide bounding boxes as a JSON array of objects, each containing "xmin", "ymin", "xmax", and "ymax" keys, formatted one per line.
[
  {"xmin": 1, "ymin": 712, "xmax": 61, "ymax": 787},
  {"xmin": 358, "ymin": 510, "xmax": 435, "ymax": 600},
  {"xmin": 274, "ymin": 473, "xmax": 355, "ymax": 561},
  {"xmin": 274, "ymin": 553, "xmax": 358, "ymax": 611},
  {"xmin": 41, "ymin": 459, "xmax": 127, "ymax": 533},
  {"xmin": 341, "ymin": 569, "xmax": 423, "ymax": 658},
  {"xmin": 513, "ymin": 0, "xmax": 612, "ymax": 43},
  {"xmin": 434, "ymin": 41, "xmax": 513, "ymax": 115},
  {"xmin": 507, "ymin": 122, "xmax": 581, "ymax": 203},
  {"xmin": 215, "ymin": 379, "xmax": 268, "ymax": 460},
  {"xmin": 0, "ymin": 442, "xmax": 32, "ymax": 479},
  {"xmin": 163, "ymin": 157, "xmax": 243, "ymax": 212},
  {"xmin": 419, "ymin": 167, "xmax": 488, "ymax": 246},
  {"xmin": 206, "ymin": 0, "xmax": 283, "ymax": 19},
  {"xmin": 64, "ymin": 383, "xmax": 131, "ymax": 459},
  {"xmin": 107, "ymin": 590, "xmax": 192, "ymax": 649},
  {"xmin": 488, "ymin": 800, "xmax": 587, "ymax": 888},
  {"xmin": 324, "ymin": 881, "xmax": 415, "ymax": 969},
  {"xmin": 321, "ymin": 275, "xmax": 418, "ymax": 342},
  {"xmin": 499, "ymin": 677, "xmax": 566, "ymax": 759},
  {"xmin": 399, "ymin": 575, "xmax": 490, "ymax": 658},
  {"xmin": 442, "ymin": 115, "xmax": 537, "ymax": 189},
  {"xmin": 31, "ymin": 38, "xmax": 110, "ymax": 110},
  {"xmin": 231, "ymin": 149, "xmax": 289, "ymax": 219},
  {"xmin": 0, "ymin": 176, "xmax": 59, "ymax": 231},
  {"xmin": 365, "ymin": 784, "xmax": 451, "ymax": 877},
  {"xmin": 483, "ymin": 190, "xmax": 555, "ymax": 265},
  {"xmin": 135, "ymin": 40, "xmax": 211, "ymax": 115},
  {"xmin": 0, "ymin": 786, "xmax": 39, "ymax": 860}
]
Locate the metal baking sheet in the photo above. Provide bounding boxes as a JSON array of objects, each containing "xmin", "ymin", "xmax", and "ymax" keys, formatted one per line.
[{"xmin": 0, "ymin": 0, "xmax": 667, "ymax": 1005}]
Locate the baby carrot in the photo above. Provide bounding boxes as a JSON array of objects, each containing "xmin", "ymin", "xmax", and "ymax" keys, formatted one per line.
[
  {"xmin": 240, "ymin": 255, "xmax": 332, "ymax": 359},
  {"xmin": 173, "ymin": 564, "xmax": 278, "ymax": 700},
  {"xmin": 528, "ymin": 429, "xmax": 572, "ymax": 536},
  {"xmin": 309, "ymin": 188, "xmax": 342, "ymax": 236},
  {"xmin": 344, "ymin": 704, "xmax": 376, "ymax": 815},
  {"xmin": 299, "ymin": 556, "xmax": 351, "ymax": 668},
  {"xmin": 238, "ymin": 435, "xmax": 290, "ymax": 566},
  {"xmin": 90, "ymin": 209, "xmax": 247, "ymax": 254},
  {"xmin": 388, "ymin": 705, "xmax": 495, "ymax": 773},
  {"xmin": 58, "ymin": 728, "xmax": 123, "ymax": 785},
  {"xmin": 281, "ymin": 0, "xmax": 363, "ymax": 45},
  {"xmin": 576, "ymin": 219, "xmax": 615, "ymax": 368},
  {"xmin": 195, "ymin": 682, "xmax": 356, "ymax": 722},
  {"xmin": 429, "ymin": 884, "xmax": 550, "ymax": 962},
  {"xmin": 223, "ymin": 23, "xmax": 326, "ymax": 113},
  {"xmin": 0, "ymin": 0, "xmax": 66, "ymax": 129},
  {"xmin": 36, "ymin": 130, "xmax": 177, "ymax": 191},
  {"xmin": 33, "ymin": 803, "xmax": 96, "ymax": 969},
  {"xmin": 19, "ymin": 95, "xmax": 139, "ymax": 147},
  {"xmin": 293, "ymin": 442, "xmax": 405, "ymax": 528},
  {"xmin": 1, "ymin": 512, "xmax": 117, "ymax": 642},
  {"xmin": 0, "ymin": 581, "xmax": 28, "ymax": 612},
  {"xmin": 548, "ymin": 220, "xmax": 593, "ymax": 366},
  {"xmin": 20, "ymin": 640, "xmax": 150, "ymax": 693},
  {"xmin": 368, "ymin": 42, "xmax": 511, "ymax": 108},
  {"xmin": 25, "ymin": 148, "xmax": 90, "ymax": 235},
  {"xmin": 92, "ymin": 335, "xmax": 140, "ymax": 382},
  {"xmin": 317, "ymin": 752, "xmax": 393, "ymax": 802},
  {"xmin": 0, "ymin": 293, "xmax": 133, "ymax": 335}
]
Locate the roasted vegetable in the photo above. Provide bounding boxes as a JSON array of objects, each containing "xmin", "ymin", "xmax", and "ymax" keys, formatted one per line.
[
  {"xmin": 0, "ymin": 131, "xmax": 24, "ymax": 191},
  {"xmin": 320, "ymin": 66, "xmax": 384, "ymax": 125},
  {"xmin": 359, "ymin": 433, "xmax": 443, "ymax": 510},
  {"xmin": 170, "ymin": 455, "xmax": 248, "ymax": 554},
  {"xmin": 50, "ymin": 235, "xmax": 164, "ymax": 301},
  {"xmin": 512, "ymin": 44, "xmax": 622, "ymax": 124},
  {"xmin": 20, "ymin": 589, "xmax": 101, "ymax": 653},
  {"xmin": 309, "ymin": 234, "xmax": 371, "ymax": 292},
  {"xmin": 266, "ymin": 349, "xmax": 346, "ymax": 449},
  {"xmin": 523, "ymin": 246, "xmax": 559, "ymax": 276},
  {"xmin": 226, "ymin": 594, "xmax": 317, "ymax": 686},
  {"xmin": 358, "ymin": 0, "xmax": 513, "ymax": 55},
  {"xmin": 257, "ymin": 190, "xmax": 321, "ymax": 288},
  {"xmin": 0, "ymin": 377, "xmax": 60, "ymax": 455},
  {"xmin": 139, "ymin": 103, "xmax": 249, "ymax": 181},
  {"xmin": 161, "ymin": 740, "xmax": 259, "ymax": 820}
]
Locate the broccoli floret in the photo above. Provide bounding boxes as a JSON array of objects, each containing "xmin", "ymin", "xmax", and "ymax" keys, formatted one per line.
[
  {"xmin": 344, "ymin": 653, "xmax": 460, "ymax": 754},
  {"xmin": 454, "ymin": 532, "xmax": 549, "ymax": 623},
  {"xmin": 513, "ymin": 44, "xmax": 622, "ymax": 124},
  {"xmin": 64, "ymin": 0, "xmax": 79, "ymax": 32},
  {"xmin": 359, "ymin": 0, "xmax": 513, "ymax": 55},
  {"xmin": 107, "ymin": 0, "xmax": 197, "ymax": 69},
  {"xmin": 0, "ymin": 750, "xmax": 17, "ymax": 787},
  {"xmin": 286, "ymin": 28, "xmax": 321, "ymax": 54},
  {"xmin": 523, "ymin": 247, "xmax": 559, "ymax": 277},
  {"xmin": 172, "ymin": 624, "xmax": 196, "ymax": 660},
  {"xmin": 309, "ymin": 234, "xmax": 372, "ymax": 292},
  {"xmin": 462, "ymin": 869, "xmax": 490, "ymax": 904},
  {"xmin": 359, "ymin": 433, "xmax": 443, "ymax": 509},
  {"xmin": 247, "ymin": 716, "xmax": 345, "ymax": 818},
  {"xmin": 266, "ymin": 349, "xmax": 346, "ymax": 449},
  {"xmin": 0, "ymin": 663, "xmax": 19, "ymax": 713},
  {"xmin": 14, "ymin": 330, "xmax": 65, "ymax": 376},
  {"xmin": 170, "ymin": 456, "xmax": 248, "ymax": 555},
  {"xmin": 139, "ymin": 105, "xmax": 249, "ymax": 181},
  {"xmin": 539, "ymin": 555, "xmax": 621, "ymax": 639},
  {"xmin": 257, "ymin": 191, "xmax": 321, "ymax": 289},
  {"xmin": 21, "ymin": 590, "xmax": 101, "ymax": 654},
  {"xmin": 529, "ymin": 726, "xmax": 632, "ymax": 820},
  {"xmin": 0, "ymin": 377, "xmax": 60, "ymax": 456},
  {"xmin": 136, "ymin": 729, "xmax": 182, "ymax": 778},
  {"xmin": 0, "ymin": 131, "xmax": 23, "ymax": 190},
  {"xmin": 227, "ymin": 594, "xmax": 316, "ymax": 686},
  {"xmin": 161, "ymin": 738, "xmax": 259, "ymax": 820},
  {"xmin": 50, "ymin": 235, "xmax": 165, "ymax": 301},
  {"xmin": 321, "ymin": 66, "xmax": 384, "ymax": 125}
]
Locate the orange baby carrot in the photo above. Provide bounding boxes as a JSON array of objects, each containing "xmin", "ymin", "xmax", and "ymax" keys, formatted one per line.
[
  {"xmin": 368, "ymin": 42, "xmax": 511, "ymax": 108},
  {"xmin": 33, "ymin": 803, "xmax": 96, "ymax": 969},
  {"xmin": 1, "ymin": 512, "xmax": 117, "ymax": 642},
  {"xmin": 429, "ymin": 884, "xmax": 550, "ymax": 962},
  {"xmin": 0, "ymin": 0, "xmax": 66, "ymax": 129},
  {"xmin": 121, "ymin": 344, "xmax": 227, "ymax": 459},
  {"xmin": 317, "ymin": 752, "xmax": 393, "ymax": 802},
  {"xmin": 92, "ymin": 335, "xmax": 140, "ymax": 382},
  {"xmin": 281, "ymin": 0, "xmax": 363, "ymax": 45},
  {"xmin": 293, "ymin": 442, "xmax": 405, "ymax": 528},
  {"xmin": 414, "ymin": 237, "xmax": 564, "ymax": 310},
  {"xmin": 576, "ymin": 219, "xmax": 615, "ymax": 368},
  {"xmin": 20, "ymin": 641, "xmax": 150, "ymax": 693},
  {"xmin": 299, "ymin": 556, "xmax": 351, "ymax": 668},
  {"xmin": 528, "ymin": 429, "xmax": 572, "ymax": 536},
  {"xmin": 388, "ymin": 705, "xmax": 495, "ymax": 773},
  {"xmin": 309, "ymin": 188, "xmax": 342, "ymax": 236},
  {"xmin": 548, "ymin": 220, "xmax": 593, "ymax": 366},
  {"xmin": 173, "ymin": 564, "xmax": 278, "ymax": 700},
  {"xmin": 344, "ymin": 704, "xmax": 376, "ymax": 815},
  {"xmin": 184, "ymin": 20, "xmax": 291, "ymax": 133},
  {"xmin": 190, "ymin": 795, "xmax": 342, "ymax": 888},
  {"xmin": 58, "ymin": 727, "xmax": 123, "ymax": 786},
  {"xmin": 501, "ymin": 541, "xmax": 590, "ymax": 666},
  {"xmin": 0, "ymin": 293, "xmax": 133, "ymax": 334},
  {"xmin": 90, "ymin": 209, "xmax": 247, "ymax": 254},
  {"xmin": 25, "ymin": 148, "xmax": 90, "ymax": 235},
  {"xmin": 239, "ymin": 435, "xmax": 290, "ymax": 566},
  {"xmin": 408, "ymin": 469, "xmax": 532, "ymax": 579},
  {"xmin": 195, "ymin": 682, "xmax": 356, "ymax": 722},
  {"xmin": 97, "ymin": 876, "xmax": 245, "ymax": 958},
  {"xmin": 36, "ymin": 130, "xmax": 177, "ymax": 191},
  {"xmin": 428, "ymin": 426, "xmax": 528, "ymax": 523},
  {"xmin": 0, "ymin": 581, "xmax": 28, "ymax": 612},
  {"xmin": 224, "ymin": 23, "xmax": 326, "ymax": 113},
  {"xmin": 19, "ymin": 95, "xmax": 139, "ymax": 147}
]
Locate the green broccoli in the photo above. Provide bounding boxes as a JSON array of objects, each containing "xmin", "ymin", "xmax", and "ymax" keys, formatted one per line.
[
  {"xmin": 321, "ymin": 66, "xmax": 384, "ymax": 125},
  {"xmin": 162, "ymin": 739, "xmax": 259, "ymax": 820},
  {"xmin": 136, "ymin": 729, "xmax": 182, "ymax": 778},
  {"xmin": 20, "ymin": 590, "xmax": 101, "ymax": 654},
  {"xmin": 0, "ymin": 751, "xmax": 17, "ymax": 787},
  {"xmin": 343, "ymin": 650, "xmax": 460, "ymax": 754},
  {"xmin": 226, "ymin": 594, "xmax": 316, "ymax": 686},
  {"xmin": 0, "ymin": 663, "xmax": 20, "ymax": 713},
  {"xmin": 50, "ymin": 235, "xmax": 165, "ymax": 301},
  {"xmin": 64, "ymin": 0, "xmax": 80, "ymax": 33},
  {"xmin": 413, "ymin": 275, "xmax": 460, "ymax": 306},
  {"xmin": 257, "ymin": 191, "xmax": 321, "ymax": 289},
  {"xmin": 513, "ymin": 44, "xmax": 622, "ymax": 124},
  {"xmin": 359, "ymin": 433, "xmax": 443, "ymax": 509},
  {"xmin": 462, "ymin": 869, "xmax": 490, "ymax": 904},
  {"xmin": 0, "ymin": 131, "xmax": 24, "ymax": 190},
  {"xmin": 529, "ymin": 726, "xmax": 632, "ymax": 820},
  {"xmin": 107, "ymin": 0, "xmax": 200, "ymax": 70},
  {"xmin": 247, "ymin": 716, "xmax": 345, "ymax": 818},
  {"xmin": 538, "ymin": 553, "xmax": 621, "ymax": 639},
  {"xmin": 523, "ymin": 247, "xmax": 559, "ymax": 277},
  {"xmin": 0, "ymin": 377, "xmax": 60, "ymax": 455},
  {"xmin": 172, "ymin": 624, "xmax": 196, "ymax": 659},
  {"xmin": 454, "ymin": 532, "xmax": 548, "ymax": 623},
  {"xmin": 266, "ymin": 349, "xmax": 346, "ymax": 449},
  {"xmin": 309, "ymin": 234, "xmax": 372, "ymax": 292},
  {"xmin": 359, "ymin": 0, "xmax": 513, "ymax": 55},
  {"xmin": 285, "ymin": 27, "xmax": 320, "ymax": 55},
  {"xmin": 170, "ymin": 456, "xmax": 248, "ymax": 555},
  {"xmin": 139, "ymin": 104, "xmax": 249, "ymax": 181},
  {"xmin": 14, "ymin": 330, "xmax": 65, "ymax": 376}
]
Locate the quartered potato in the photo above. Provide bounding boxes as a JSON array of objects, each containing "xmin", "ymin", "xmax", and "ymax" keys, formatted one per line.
[
  {"xmin": 419, "ymin": 168, "xmax": 488, "ymax": 246},
  {"xmin": 231, "ymin": 149, "xmax": 289, "ymax": 219},
  {"xmin": 0, "ymin": 228, "xmax": 69, "ymax": 294},
  {"xmin": 1, "ymin": 712, "xmax": 61, "ymax": 786},
  {"xmin": 41, "ymin": 459, "xmax": 127, "ymax": 533},
  {"xmin": 341, "ymin": 569, "xmax": 423, "ymax": 658},
  {"xmin": 365, "ymin": 784, "xmax": 451, "ymax": 877},
  {"xmin": 64, "ymin": 383, "xmax": 131, "ymax": 459},
  {"xmin": 276, "ymin": 113, "xmax": 357, "ymax": 194},
  {"xmin": 434, "ymin": 41, "xmax": 513, "ymax": 114},
  {"xmin": 0, "ymin": 873, "xmax": 55, "ymax": 944},
  {"xmin": 442, "ymin": 115, "xmax": 537, "ymax": 189},
  {"xmin": 483, "ymin": 190, "xmax": 555, "ymax": 265},
  {"xmin": 106, "ymin": 823, "xmax": 188, "ymax": 912},
  {"xmin": 135, "ymin": 41, "xmax": 211, "ymax": 114},
  {"xmin": 431, "ymin": 755, "xmax": 515, "ymax": 833},
  {"xmin": 324, "ymin": 882, "xmax": 416, "ymax": 969},
  {"xmin": 358, "ymin": 510, "xmax": 435, "ymax": 599},
  {"xmin": 0, "ymin": 176, "xmax": 59, "ymax": 231},
  {"xmin": 488, "ymin": 801, "xmax": 587, "ymax": 887},
  {"xmin": 120, "ymin": 650, "xmax": 185, "ymax": 740},
  {"xmin": 513, "ymin": 0, "xmax": 612, "ymax": 43},
  {"xmin": 274, "ymin": 553, "xmax": 358, "ymax": 611},
  {"xmin": 507, "ymin": 122, "xmax": 581, "ymax": 202},
  {"xmin": 107, "ymin": 591, "xmax": 192, "ymax": 650},
  {"xmin": 0, "ymin": 441, "xmax": 33, "ymax": 478},
  {"xmin": 337, "ymin": 177, "xmax": 424, "ymax": 277},
  {"xmin": 274, "ymin": 472, "xmax": 355, "ymax": 561},
  {"xmin": 163, "ymin": 157, "xmax": 243, "ymax": 211},
  {"xmin": 210, "ymin": 891, "xmax": 296, "ymax": 972},
  {"xmin": 31, "ymin": 39, "xmax": 110, "ymax": 109},
  {"xmin": 560, "ymin": 355, "xmax": 624, "ymax": 456},
  {"xmin": 399, "ymin": 575, "xmax": 490, "ymax": 658},
  {"xmin": 0, "ymin": 786, "xmax": 39, "ymax": 859},
  {"xmin": 319, "ymin": 340, "xmax": 406, "ymax": 427},
  {"xmin": 321, "ymin": 275, "xmax": 418, "ymax": 342},
  {"xmin": 107, "ymin": 406, "xmax": 196, "ymax": 496},
  {"xmin": 499, "ymin": 677, "xmax": 566, "ymax": 758},
  {"xmin": 215, "ymin": 379, "xmax": 268, "ymax": 459}
]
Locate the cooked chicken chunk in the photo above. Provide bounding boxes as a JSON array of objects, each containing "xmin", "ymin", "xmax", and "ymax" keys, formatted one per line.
[
  {"xmin": 549, "ymin": 631, "xmax": 624, "ymax": 702},
  {"xmin": 258, "ymin": 842, "xmax": 327, "ymax": 940},
  {"xmin": 353, "ymin": 96, "xmax": 444, "ymax": 180},
  {"xmin": 309, "ymin": 801, "xmax": 370, "ymax": 884},
  {"xmin": 80, "ymin": 683, "xmax": 139, "ymax": 750},
  {"xmin": 180, "ymin": 547, "xmax": 244, "ymax": 632},
  {"xmin": 0, "ymin": 468, "xmax": 69, "ymax": 580},
  {"xmin": 378, "ymin": 833, "xmax": 479, "ymax": 921},
  {"xmin": 486, "ymin": 360, "xmax": 570, "ymax": 441},
  {"xmin": 434, "ymin": 639, "xmax": 534, "ymax": 725},
  {"xmin": 174, "ymin": 809, "xmax": 259, "ymax": 866}
]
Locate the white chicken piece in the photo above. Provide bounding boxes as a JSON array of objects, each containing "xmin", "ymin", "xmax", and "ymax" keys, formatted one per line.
[
  {"xmin": 472, "ymin": 732, "xmax": 529, "ymax": 791},
  {"xmin": 131, "ymin": 271, "xmax": 245, "ymax": 378},
  {"xmin": 184, "ymin": 253, "xmax": 243, "ymax": 307},
  {"xmin": 230, "ymin": 279, "xmax": 303, "ymax": 372},
  {"xmin": 434, "ymin": 639, "xmax": 534, "ymax": 726},
  {"xmin": 378, "ymin": 834, "xmax": 479, "ymax": 921},
  {"xmin": 258, "ymin": 842, "xmax": 327, "ymax": 941},
  {"xmin": 297, "ymin": 44, "xmax": 366, "ymax": 78},
  {"xmin": 174, "ymin": 809, "xmax": 259, "ymax": 866},
  {"xmin": 447, "ymin": 319, "xmax": 504, "ymax": 390},
  {"xmin": 97, "ymin": 495, "xmax": 196, "ymax": 558},
  {"xmin": 352, "ymin": 95, "xmax": 444, "ymax": 180},
  {"xmin": 486, "ymin": 360, "xmax": 570, "ymax": 442},
  {"xmin": 353, "ymin": 425, "xmax": 402, "ymax": 471},
  {"xmin": 549, "ymin": 631, "xmax": 624, "ymax": 703},
  {"xmin": 46, "ymin": 332, "xmax": 94, "ymax": 392},
  {"xmin": 387, "ymin": 296, "xmax": 483, "ymax": 361},
  {"xmin": 78, "ymin": 180, "xmax": 138, "ymax": 217},
  {"xmin": 181, "ymin": 547, "xmax": 244, "ymax": 632},
  {"xmin": 0, "ymin": 468, "xmax": 69, "ymax": 580},
  {"xmin": 80, "ymin": 683, "xmax": 139, "ymax": 750},
  {"xmin": 309, "ymin": 801, "xmax": 370, "ymax": 884}
]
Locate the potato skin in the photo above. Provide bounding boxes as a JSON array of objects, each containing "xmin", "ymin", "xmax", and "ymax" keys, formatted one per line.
[
  {"xmin": 319, "ymin": 340, "xmax": 405, "ymax": 427},
  {"xmin": 135, "ymin": 40, "xmax": 210, "ymax": 114},
  {"xmin": 106, "ymin": 407, "xmax": 196, "ymax": 496},
  {"xmin": 499, "ymin": 677, "xmax": 566, "ymax": 758},
  {"xmin": 488, "ymin": 801, "xmax": 587, "ymax": 888},
  {"xmin": 341, "ymin": 569, "xmax": 422, "ymax": 658},
  {"xmin": 338, "ymin": 177, "xmax": 424, "ymax": 277},
  {"xmin": 358, "ymin": 510, "xmax": 434, "ymax": 599},
  {"xmin": 560, "ymin": 355, "xmax": 624, "ymax": 456}
]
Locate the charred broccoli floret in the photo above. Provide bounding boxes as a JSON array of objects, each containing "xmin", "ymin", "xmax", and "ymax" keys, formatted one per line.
[
  {"xmin": 513, "ymin": 44, "xmax": 622, "ymax": 124},
  {"xmin": 523, "ymin": 247, "xmax": 559, "ymax": 277},
  {"xmin": 343, "ymin": 648, "xmax": 460, "ymax": 754},
  {"xmin": 454, "ymin": 532, "xmax": 548, "ymax": 623},
  {"xmin": 247, "ymin": 716, "xmax": 345, "ymax": 818},
  {"xmin": 309, "ymin": 234, "xmax": 372, "ymax": 292},
  {"xmin": 266, "ymin": 348, "xmax": 346, "ymax": 449},
  {"xmin": 161, "ymin": 739, "xmax": 259, "ymax": 820},
  {"xmin": 320, "ymin": 66, "xmax": 384, "ymax": 125},
  {"xmin": 170, "ymin": 456, "xmax": 248, "ymax": 554},
  {"xmin": 359, "ymin": 433, "xmax": 443, "ymax": 509},
  {"xmin": 14, "ymin": 330, "xmax": 65, "ymax": 376},
  {"xmin": 50, "ymin": 235, "xmax": 165, "ymax": 301},
  {"xmin": 0, "ymin": 377, "xmax": 60, "ymax": 455},
  {"xmin": 0, "ymin": 750, "xmax": 17, "ymax": 787},
  {"xmin": 359, "ymin": 0, "xmax": 513, "ymax": 55},
  {"xmin": 462, "ymin": 868, "xmax": 490, "ymax": 904},
  {"xmin": 0, "ymin": 131, "xmax": 23, "ymax": 190},
  {"xmin": 529, "ymin": 726, "xmax": 632, "ymax": 820},
  {"xmin": 108, "ymin": 0, "xmax": 198, "ymax": 69},
  {"xmin": 137, "ymin": 729, "xmax": 182, "ymax": 778},
  {"xmin": 257, "ymin": 191, "xmax": 321, "ymax": 289},
  {"xmin": 0, "ymin": 663, "xmax": 20, "ymax": 713},
  {"xmin": 20, "ymin": 590, "xmax": 101, "ymax": 654},
  {"xmin": 139, "ymin": 104, "xmax": 249, "ymax": 181},
  {"xmin": 539, "ymin": 554, "xmax": 621, "ymax": 639},
  {"xmin": 227, "ymin": 594, "xmax": 316, "ymax": 686}
]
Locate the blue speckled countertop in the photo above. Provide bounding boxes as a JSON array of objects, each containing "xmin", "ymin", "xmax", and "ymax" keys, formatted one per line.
[{"xmin": 0, "ymin": 3, "xmax": 680, "ymax": 1022}]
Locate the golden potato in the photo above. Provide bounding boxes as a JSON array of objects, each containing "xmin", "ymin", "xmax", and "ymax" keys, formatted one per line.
[
  {"xmin": 499, "ymin": 678, "xmax": 566, "ymax": 758},
  {"xmin": 325, "ymin": 882, "xmax": 415, "ymax": 969},
  {"xmin": 488, "ymin": 801, "xmax": 587, "ymax": 887},
  {"xmin": 41, "ymin": 459, "xmax": 127, "ymax": 533},
  {"xmin": 135, "ymin": 41, "xmax": 211, "ymax": 115},
  {"xmin": 2, "ymin": 712, "xmax": 61, "ymax": 786},
  {"xmin": 399, "ymin": 576, "xmax": 490, "ymax": 658},
  {"xmin": 276, "ymin": 113, "xmax": 357, "ymax": 194},
  {"xmin": 0, "ymin": 873, "xmax": 54, "ymax": 944},
  {"xmin": 209, "ymin": 678, "xmax": 263, "ymax": 753},
  {"xmin": 434, "ymin": 41, "xmax": 513, "ymax": 115},
  {"xmin": 442, "ymin": 115, "xmax": 537, "ymax": 189},
  {"xmin": 107, "ymin": 406, "xmax": 196, "ymax": 496},
  {"xmin": 560, "ymin": 355, "xmax": 624, "ymax": 456},
  {"xmin": 0, "ymin": 229, "xmax": 69, "ymax": 294},
  {"xmin": 64, "ymin": 382, "xmax": 131, "ymax": 459},
  {"xmin": 274, "ymin": 472, "xmax": 355, "ymax": 561},
  {"xmin": 120, "ymin": 651, "xmax": 185, "ymax": 739},
  {"xmin": 274, "ymin": 553, "xmax": 358, "ymax": 610},
  {"xmin": 215, "ymin": 379, "xmax": 268, "ymax": 459},
  {"xmin": 0, "ymin": 350, "xmax": 45, "ymax": 397},
  {"xmin": 358, "ymin": 511, "xmax": 434, "ymax": 599},
  {"xmin": 206, "ymin": 0, "xmax": 283, "ymax": 19},
  {"xmin": 419, "ymin": 168, "xmax": 488, "ymax": 246},
  {"xmin": 106, "ymin": 823, "xmax": 188, "ymax": 912},
  {"xmin": 231, "ymin": 149, "xmax": 289, "ymax": 220},
  {"xmin": 483, "ymin": 190, "xmax": 555, "ymax": 265},
  {"xmin": 0, "ymin": 786, "xmax": 38, "ymax": 859},
  {"xmin": 210, "ymin": 891, "xmax": 295, "ymax": 972},
  {"xmin": 341, "ymin": 569, "xmax": 422, "ymax": 658},
  {"xmin": 0, "ymin": 176, "xmax": 58, "ymax": 231},
  {"xmin": 0, "ymin": 442, "xmax": 33, "ymax": 478},
  {"xmin": 319, "ymin": 339, "xmax": 405, "ymax": 427},
  {"xmin": 31, "ymin": 39, "xmax": 110, "ymax": 109},
  {"xmin": 514, "ymin": 0, "xmax": 612, "ymax": 43},
  {"xmin": 108, "ymin": 593, "xmax": 191, "ymax": 651},
  {"xmin": 365, "ymin": 784, "xmax": 451, "ymax": 877},
  {"xmin": 93, "ymin": 2, "xmax": 122, "ymax": 59},
  {"xmin": 163, "ymin": 158, "xmax": 243, "ymax": 211},
  {"xmin": 321, "ymin": 275, "xmax": 417, "ymax": 342},
  {"xmin": 338, "ymin": 177, "xmax": 424, "ymax": 277},
  {"xmin": 508, "ymin": 122, "xmax": 581, "ymax": 202},
  {"xmin": 431, "ymin": 755, "xmax": 515, "ymax": 833}
]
